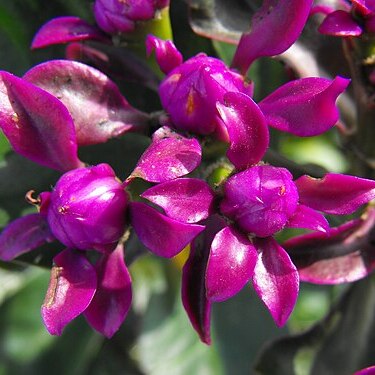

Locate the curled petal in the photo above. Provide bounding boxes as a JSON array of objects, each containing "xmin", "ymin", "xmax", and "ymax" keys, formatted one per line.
[
  {"xmin": 252, "ymin": 237, "xmax": 299, "ymax": 327},
  {"xmin": 0, "ymin": 72, "xmax": 83, "ymax": 171},
  {"xmin": 285, "ymin": 209, "xmax": 375, "ymax": 284},
  {"xmin": 146, "ymin": 35, "xmax": 183, "ymax": 75},
  {"xmin": 216, "ymin": 92, "xmax": 269, "ymax": 170},
  {"xmin": 24, "ymin": 60, "xmax": 149, "ymax": 146},
  {"xmin": 182, "ymin": 215, "xmax": 226, "ymax": 344},
  {"xmin": 141, "ymin": 178, "xmax": 215, "ymax": 223},
  {"xmin": 318, "ymin": 10, "xmax": 363, "ymax": 36},
  {"xmin": 231, "ymin": 0, "xmax": 313, "ymax": 73},
  {"xmin": 287, "ymin": 204, "xmax": 329, "ymax": 233},
  {"xmin": 31, "ymin": 16, "xmax": 109, "ymax": 49},
  {"xmin": 84, "ymin": 244, "xmax": 132, "ymax": 338},
  {"xmin": 258, "ymin": 76, "xmax": 350, "ymax": 136},
  {"xmin": 295, "ymin": 173, "xmax": 375, "ymax": 215},
  {"xmin": 206, "ymin": 226, "xmax": 257, "ymax": 302},
  {"xmin": 129, "ymin": 202, "xmax": 204, "ymax": 258},
  {"xmin": 0, "ymin": 213, "xmax": 55, "ymax": 261},
  {"xmin": 131, "ymin": 127, "xmax": 201, "ymax": 183},
  {"xmin": 41, "ymin": 250, "xmax": 97, "ymax": 335}
]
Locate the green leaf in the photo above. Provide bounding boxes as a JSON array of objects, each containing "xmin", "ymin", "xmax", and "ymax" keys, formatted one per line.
[{"xmin": 255, "ymin": 277, "xmax": 375, "ymax": 375}]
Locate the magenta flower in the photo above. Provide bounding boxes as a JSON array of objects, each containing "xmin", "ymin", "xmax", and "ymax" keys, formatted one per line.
[
  {"xmin": 135, "ymin": 100, "xmax": 375, "ymax": 343},
  {"xmin": 45, "ymin": 164, "xmax": 128, "ymax": 253},
  {"xmin": 149, "ymin": 36, "xmax": 350, "ymax": 142},
  {"xmin": 314, "ymin": 0, "xmax": 375, "ymax": 36},
  {"xmin": 94, "ymin": 0, "xmax": 169, "ymax": 34}
]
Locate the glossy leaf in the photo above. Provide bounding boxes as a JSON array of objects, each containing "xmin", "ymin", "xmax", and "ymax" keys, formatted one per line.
[
  {"xmin": 182, "ymin": 215, "xmax": 226, "ymax": 344},
  {"xmin": 231, "ymin": 0, "xmax": 313, "ymax": 74},
  {"xmin": 41, "ymin": 250, "xmax": 97, "ymax": 335},
  {"xmin": 129, "ymin": 202, "xmax": 204, "ymax": 258},
  {"xmin": 252, "ymin": 237, "xmax": 299, "ymax": 327},
  {"xmin": 84, "ymin": 244, "xmax": 132, "ymax": 338},
  {"xmin": 131, "ymin": 127, "xmax": 202, "ymax": 183},
  {"xmin": 0, "ymin": 72, "xmax": 83, "ymax": 171},
  {"xmin": 285, "ymin": 209, "xmax": 375, "ymax": 284},
  {"xmin": 318, "ymin": 10, "xmax": 363, "ymax": 36},
  {"xmin": 258, "ymin": 76, "xmax": 351, "ymax": 137},
  {"xmin": 24, "ymin": 60, "xmax": 149, "ymax": 146},
  {"xmin": 141, "ymin": 178, "xmax": 215, "ymax": 223},
  {"xmin": 31, "ymin": 16, "xmax": 109, "ymax": 49},
  {"xmin": 287, "ymin": 204, "xmax": 329, "ymax": 233},
  {"xmin": 0, "ymin": 213, "xmax": 55, "ymax": 261},
  {"xmin": 295, "ymin": 173, "xmax": 375, "ymax": 214},
  {"xmin": 206, "ymin": 226, "xmax": 257, "ymax": 302},
  {"xmin": 216, "ymin": 92, "xmax": 269, "ymax": 170}
]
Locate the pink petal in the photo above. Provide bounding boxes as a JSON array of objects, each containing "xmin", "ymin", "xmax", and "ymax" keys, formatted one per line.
[
  {"xmin": 31, "ymin": 16, "xmax": 109, "ymax": 49},
  {"xmin": 0, "ymin": 72, "xmax": 83, "ymax": 171},
  {"xmin": 24, "ymin": 60, "xmax": 149, "ymax": 146},
  {"xmin": 252, "ymin": 237, "xmax": 299, "ymax": 327},
  {"xmin": 206, "ymin": 226, "xmax": 257, "ymax": 302},
  {"xmin": 258, "ymin": 76, "xmax": 350, "ymax": 136},
  {"xmin": 146, "ymin": 35, "xmax": 183, "ymax": 75},
  {"xmin": 41, "ymin": 249, "xmax": 97, "ymax": 335},
  {"xmin": 84, "ymin": 244, "xmax": 132, "ymax": 338},
  {"xmin": 318, "ymin": 10, "xmax": 363, "ymax": 36},
  {"xmin": 129, "ymin": 202, "xmax": 205, "ymax": 258},
  {"xmin": 0, "ymin": 213, "xmax": 55, "ymax": 261},
  {"xmin": 287, "ymin": 204, "xmax": 329, "ymax": 233},
  {"xmin": 182, "ymin": 215, "xmax": 226, "ymax": 344},
  {"xmin": 284, "ymin": 211, "xmax": 375, "ymax": 284},
  {"xmin": 141, "ymin": 178, "xmax": 215, "ymax": 223},
  {"xmin": 216, "ymin": 92, "xmax": 269, "ymax": 170},
  {"xmin": 231, "ymin": 0, "xmax": 313, "ymax": 73},
  {"xmin": 354, "ymin": 366, "xmax": 375, "ymax": 375},
  {"xmin": 131, "ymin": 126, "xmax": 202, "ymax": 183},
  {"xmin": 295, "ymin": 173, "xmax": 375, "ymax": 214}
]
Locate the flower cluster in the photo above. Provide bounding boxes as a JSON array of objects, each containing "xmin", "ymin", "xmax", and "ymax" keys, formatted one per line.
[{"xmin": 1, "ymin": 0, "xmax": 375, "ymax": 344}]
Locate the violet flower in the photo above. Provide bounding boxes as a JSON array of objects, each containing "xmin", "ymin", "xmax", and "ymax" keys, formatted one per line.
[
  {"xmin": 135, "ymin": 93, "xmax": 375, "ymax": 343},
  {"xmin": 313, "ymin": 0, "xmax": 375, "ymax": 36},
  {"xmin": 0, "ymin": 163, "xmax": 132, "ymax": 337},
  {"xmin": 141, "ymin": 168, "xmax": 375, "ymax": 344},
  {"xmin": 148, "ymin": 35, "xmax": 350, "ymax": 141},
  {"xmin": 0, "ymin": 87, "xmax": 204, "ymax": 336},
  {"xmin": 94, "ymin": 0, "xmax": 169, "ymax": 34}
]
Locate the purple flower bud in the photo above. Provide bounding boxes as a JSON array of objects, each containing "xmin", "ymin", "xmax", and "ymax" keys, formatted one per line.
[
  {"xmin": 220, "ymin": 165, "xmax": 299, "ymax": 238},
  {"xmin": 159, "ymin": 54, "xmax": 252, "ymax": 141},
  {"xmin": 47, "ymin": 164, "xmax": 128, "ymax": 252},
  {"xmin": 94, "ymin": 0, "xmax": 169, "ymax": 34}
]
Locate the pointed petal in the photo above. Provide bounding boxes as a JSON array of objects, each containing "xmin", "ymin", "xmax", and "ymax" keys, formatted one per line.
[
  {"xmin": 252, "ymin": 237, "xmax": 299, "ymax": 327},
  {"xmin": 0, "ymin": 72, "xmax": 83, "ymax": 171},
  {"xmin": 41, "ymin": 249, "xmax": 97, "ymax": 335},
  {"xmin": 182, "ymin": 215, "xmax": 226, "ymax": 344},
  {"xmin": 287, "ymin": 204, "xmax": 329, "ymax": 233},
  {"xmin": 24, "ymin": 60, "xmax": 149, "ymax": 146},
  {"xmin": 31, "ymin": 16, "xmax": 109, "ymax": 49},
  {"xmin": 258, "ymin": 76, "xmax": 350, "ymax": 136},
  {"xmin": 131, "ymin": 127, "xmax": 201, "ymax": 183},
  {"xmin": 206, "ymin": 226, "xmax": 257, "ymax": 302},
  {"xmin": 146, "ymin": 35, "xmax": 183, "ymax": 75},
  {"xmin": 129, "ymin": 202, "xmax": 204, "ymax": 258},
  {"xmin": 141, "ymin": 178, "xmax": 215, "ymax": 223},
  {"xmin": 295, "ymin": 173, "xmax": 375, "ymax": 215},
  {"xmin": 0, "ymin": 213, "xmax": 55, "ymax": 261},
  {"xmin": 284, "ymin": 209, "xmax": 375, "ymax": 284},
  {"xmin": 231, "ymin": 0, "xmax": 313, "ymax": 73},
  {"xmin": 216, "ymin": 92, "xmax": 269, "ymax": 170},
  {"xmin": 84, "ymin": 244, "xmax": 132, "ymax": 338},
  {"xmin": 318, "ymin": 10, "xmax": 363, "ymax": 36}
]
